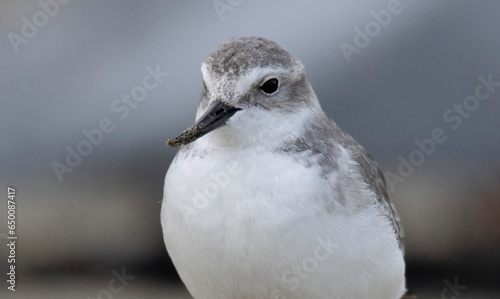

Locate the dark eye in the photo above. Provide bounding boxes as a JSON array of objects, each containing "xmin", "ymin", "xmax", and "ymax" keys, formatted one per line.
[{"xmin": 260, "ymin": 78, "xmax": 279, "ymax": 94}]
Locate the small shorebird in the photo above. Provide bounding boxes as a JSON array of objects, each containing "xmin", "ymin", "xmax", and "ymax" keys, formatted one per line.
[{"xmin": 162, "ymin": 36, "xmax": 405, "ymax": 299}]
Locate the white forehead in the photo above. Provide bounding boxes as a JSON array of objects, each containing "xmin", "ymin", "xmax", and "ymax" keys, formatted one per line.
[{"xmin": 201, "ymin": 61, "xmax": 305, "ymax": 95}]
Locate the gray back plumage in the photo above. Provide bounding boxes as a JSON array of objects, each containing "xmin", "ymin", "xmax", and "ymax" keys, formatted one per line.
[
  {"xmin": 335, "ymin": 126, "xmax": 405, "ymax": 251},
  {"xmin": 279, "ymin": 114, "xmax": 404, "ymax": 251}
]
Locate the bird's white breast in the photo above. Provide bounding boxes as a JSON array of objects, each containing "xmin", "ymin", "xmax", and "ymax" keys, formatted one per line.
[{"xmin": 161, "ymin": 142, "xmax": 405, "ymax": 299}]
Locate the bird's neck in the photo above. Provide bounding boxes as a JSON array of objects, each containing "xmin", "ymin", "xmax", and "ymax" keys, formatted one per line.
[{"xmin": 199, "ymin": 107, "xmax": 325, "ymax": 150}]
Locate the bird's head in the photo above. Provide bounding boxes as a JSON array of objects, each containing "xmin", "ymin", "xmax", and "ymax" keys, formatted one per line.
[{"xmin": 167, "ymin": 36, "xmax": 322, "ymax": 148}]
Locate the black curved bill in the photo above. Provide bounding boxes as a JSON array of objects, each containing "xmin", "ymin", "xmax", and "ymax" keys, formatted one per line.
[{"xmin": 166, "ymin": 101, "xmax": 241, "ymax": 147}]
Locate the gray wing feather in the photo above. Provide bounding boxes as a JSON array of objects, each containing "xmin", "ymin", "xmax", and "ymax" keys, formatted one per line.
[
  {"xmin": 354, "ymin": 150, "xmax": 404, "ymax": 250},
  {"xmin": 278, "ymin": 115, "xmax": 404, "ymax": 251},
  {"xmin": 336, "ymin": 129, "xmax": 405, "ymax": 251}
]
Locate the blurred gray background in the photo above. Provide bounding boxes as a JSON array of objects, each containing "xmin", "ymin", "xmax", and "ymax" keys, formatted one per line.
[{"xmin": 1, "ymin": 0, "xmax": 500, "ymax": 298}]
